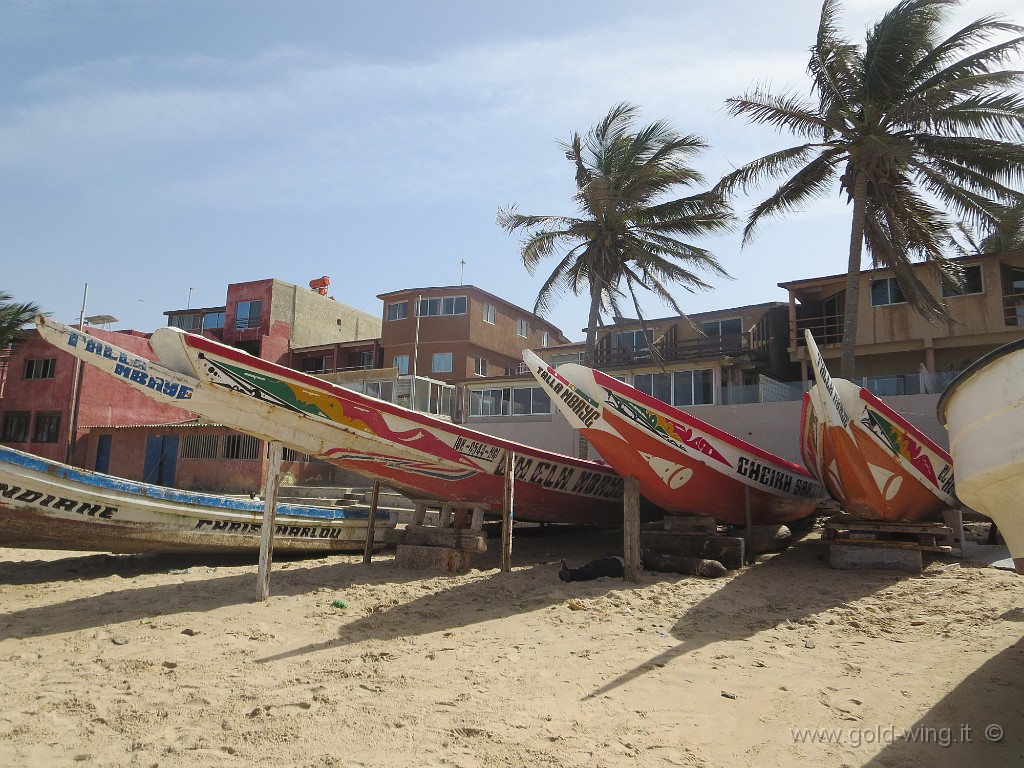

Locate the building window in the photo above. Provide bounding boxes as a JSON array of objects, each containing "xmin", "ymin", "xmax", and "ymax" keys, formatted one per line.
[
  {"xmin": 169, "ymin": 313, "xmax": 201, "ymax": 331},
  {"xmin": 542, "ymin": 331, "xmax": 549, "ymax": 347},
  {"xmin": 700, "ymin": 318, "xmax": 743, "ymax": 337},
  {"xmin": 386, "ymin": 301, "xmax": 408, "ymax": 321},
  {"xmin": 24, "ymin": 358, "xmax": 56, "ymax": 380},
  {"xmin": 394, "ymin": 354, "xmax": 409, "ymax": 375},
  {"xmin": 483, "ymin": 303, "xmax": 496, "ymax": 324},
  {"xmin": 870, "ymin": 278, "xmax": 906, "ymax": 307},
  {"xmin": 223, "ymin": 433, "xmax": 262, "ymax": 460},
  {"xmin": 432, "ymin": 352, "xmax": 453, "ymax": 373},
  {"xmin": 941, "ymin": 264, "xmax": 984, "ymax": 297},
  {"xmin": 616, "ymin": 329, "xmax": 653, "ymax": 351},
  {"xmin": 550, "ymin": 351, "xmax": 585, "ymax": 367},
  {"xmin": 474, "ymin": 357, "xmax": 488, "ymax": 376},
  {"xmin": 202, "ymin": 311, "xmax": 225, "ymax": 329},
  {"xmin": 417, "ymin": 296, "xmax": 467, "ymax": 317},
  {"xmin": 1, "ymin": 411, "xmax": 31, "ymax": 442},
  {"xmin": 282, "ymin": 447, "xmax": 311, "ymax": 462},
  {"xmin": 31, "ymin": 412, "xmax": 61, "ymax": 443},
  {"xmin": 517, "ymin": 319, "xmax": 529, "ymax": 337},
  {"xmin": 359, "ymin": 351, "xmax": 374, "ymax": 369},
  {"xmin": 180, "ymin": 434, "xmax": 219, "ymax": 459},
  {"xmin": 634, "ymin": 369, "xmax": 715, "ymax": 406},
  {"xmin": 234, "ymin": 300, "xmax": 262, "ymax": 330},
  {"xmin": 469, "ymin": 386, "xmax": 551, "ymax": 416}
]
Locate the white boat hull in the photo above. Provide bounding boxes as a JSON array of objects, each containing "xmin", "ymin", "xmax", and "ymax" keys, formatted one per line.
[
  {"xmin": 939, "ymin": 338, "xmax": 1024, "ymax": 572},
  {"xmin": 0, "ymin": 445, "xmax": 391, "ymax": 554}
]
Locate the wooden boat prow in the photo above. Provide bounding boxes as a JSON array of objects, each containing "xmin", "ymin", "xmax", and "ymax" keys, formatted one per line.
[
  {"xmin": 938, "ymin": 337, "xmax": 1024, "ymax": 573},
  {"xmin": 523, "ymin": 349, "xmax": 827, "ymax": 525},
  {"xmin": 801, "ymin": 330, "xmax": 955, "ymax": 522}
]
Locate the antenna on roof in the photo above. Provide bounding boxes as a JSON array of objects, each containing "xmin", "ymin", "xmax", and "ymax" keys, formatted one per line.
[{"xmin": 460, "ymin": 259, "xmax": 466, "ymax": 286}]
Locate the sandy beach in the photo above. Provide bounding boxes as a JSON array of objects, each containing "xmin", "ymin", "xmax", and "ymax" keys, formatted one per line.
[{"xmin": 1, "ymin": 521, "xmax": 1022, "ymax": 768}]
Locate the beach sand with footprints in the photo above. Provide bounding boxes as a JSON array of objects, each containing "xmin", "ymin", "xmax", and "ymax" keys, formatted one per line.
[{"xmin": 1, "ymin": 521, "xmax": 1022, "ymax": 767}]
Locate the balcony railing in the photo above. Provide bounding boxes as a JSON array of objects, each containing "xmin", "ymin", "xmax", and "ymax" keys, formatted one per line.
[
  {"xmin": 794, "ymin": 314, "xmax": 844, "ymax": 346},
  {"xmin": 594, "ymin": 333, "xmax": 753, "ymax": 367}
]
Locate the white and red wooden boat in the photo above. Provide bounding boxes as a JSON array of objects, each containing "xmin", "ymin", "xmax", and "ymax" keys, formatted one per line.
[
  {"xmin": 938, "ymin": 337, "xmax": 1024, "ymax": 573},
  {"xmin": 36, "ymin": 317, "xmax": 633, "ymax": 526},
  {"xmin": 522, "ymin": 350, "xmax": 827, "ymax": 525},
  {"xmin": 0, "ymin": 444, "xmax": 391, "ymax": 554},
  {"xmin": 801, "ymin": 330, "xmax": 955, "ymax": 522}
]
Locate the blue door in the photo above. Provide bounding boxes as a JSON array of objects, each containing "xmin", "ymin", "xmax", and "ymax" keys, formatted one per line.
[
  {"xmin": 95, "ymin": 434, "xmax": 112, "ymax": 474},
  {"xmin": 143, "ymin": 435, "xmax": 179, "ymax": 486}
]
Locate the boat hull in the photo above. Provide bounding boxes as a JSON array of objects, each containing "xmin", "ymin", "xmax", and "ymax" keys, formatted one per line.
[
  {"xmin": 523, "ymin": 351, "xmax": 827, "ymax": 525},
  {"xmin": 800, "ymin": 386, "xmax": 955, "ymax": 522},
  {"xmin": 0, "ymin": 445, "xmax": 390, "ymax": 554},
  {"xmin": 801, "ymin": 331, "xmax": 956, "ymax": 523},
  {"xmin": 36, "ymin": 317, "xmax": 631, "ymax": 526},
  {"xmin": 938, "ymin": 338, "xmax": 1024, "ymax": 572}
]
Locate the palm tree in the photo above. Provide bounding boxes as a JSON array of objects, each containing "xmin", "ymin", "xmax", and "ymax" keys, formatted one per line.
[
  {"xmin": 498, "ymin": 102, "xmax": 734, "ymax": 368},
  {"xmin": 0, "ymin": 291, "xmax": 41, "ymax": 350},
  {"xmin": 719, "ymin": 0, "xmax": 1024, "ymax": 377}
]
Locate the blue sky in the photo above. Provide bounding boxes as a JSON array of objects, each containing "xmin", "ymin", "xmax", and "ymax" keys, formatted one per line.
[{"xmin": 1, "ymin": 0, "xmax": 1015, "ymax": 339}]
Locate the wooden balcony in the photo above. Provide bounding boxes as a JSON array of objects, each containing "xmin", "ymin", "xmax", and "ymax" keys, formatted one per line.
[{"xmin": 593, "ymin": 332, "xmax": 755, "ymax": 368}]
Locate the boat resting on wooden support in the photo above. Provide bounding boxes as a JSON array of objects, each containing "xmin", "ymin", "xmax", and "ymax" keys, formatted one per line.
[
  {"xmin": 522, "ymin": 350, "xmax": 827, "ymax": 526},
  {"xmin": 938, "ymin": 337, "xmax": 1024, "ymax": 573},
  {"xmin": 35, "ymin": 316, "xmax": 634, "ymax": 527},
  {"xmin": 800, "ymin": 330, "xmax": 956, "ymax": 522},
  {"xmin": 0, "ymin": 444, "xmax": 392, "ymax": 554}
]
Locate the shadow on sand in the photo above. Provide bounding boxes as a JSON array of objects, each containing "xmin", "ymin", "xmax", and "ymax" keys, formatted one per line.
[
  {"xmin": 0, "ymin": 526, "xmax": 611, "ymax": 642},
  {"xmin": 585, "ymin": 533, "xmax": 928, "ymax": 698},
  {"xmin": 864, "ymin": 635, "xmax": 1024, "ymax": 767}
]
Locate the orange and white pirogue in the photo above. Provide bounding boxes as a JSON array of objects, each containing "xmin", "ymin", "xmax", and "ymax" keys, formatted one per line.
[
  {"xmin": 800, "ymin": 330, "xmax": 956, "ymax": 522},
  {"xmin": 523, "ymin": 349, "xmax": 828, "ymax": 525}
]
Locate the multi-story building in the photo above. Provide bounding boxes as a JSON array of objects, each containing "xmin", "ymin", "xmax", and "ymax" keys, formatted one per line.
[
  {"xmin": 165, "ymin": 276, "xmax": 382, "ymax": 365},
  {"xmin": 377, "ymin": 285, "xmax": 568, "ymax": 382},
  {"xmin": 779, "ymin": 248, "xmax": 1024, "ymax": 394}
]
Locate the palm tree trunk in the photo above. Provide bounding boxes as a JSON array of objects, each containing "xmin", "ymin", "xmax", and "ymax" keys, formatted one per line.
[
  {"xmin": 577, "ymin": 286, "xmax": 603, "ymax": 460},
  {"xmin": 840, "ymin": 173, "xmax": 868, "ymax": 379}
]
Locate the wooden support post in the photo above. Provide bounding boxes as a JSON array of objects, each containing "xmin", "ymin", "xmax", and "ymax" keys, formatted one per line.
[
  {"xmin": 744, "ymin": 484, "xmax": 753, "ymax": 565},
  {"xmin": 623, "ymin": 476, "xmax": 641, "ymax": 582},
  {"xmin": 362, "ymin": 480, "xmax": 381, "ymax": 564},
  {"xmin": 501, "ymin": 451, "xmax": 515, "ymax": 572},
  {"xmin": 257, "ymin": 440, "xmax": 284, "ymax": 602}
]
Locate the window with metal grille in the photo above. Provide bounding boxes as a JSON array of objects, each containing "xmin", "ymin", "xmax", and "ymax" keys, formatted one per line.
[
  {"xmin": 180, "ymin": 434, "xmax": 219, "ymax": 459},
  {"xmin": 1, "ymin": 411, "xmax": 30, "ymax": 442},
  {"xmin": 282, "ymin": 447, "xmax": 311, "ymax": 462},
  {"xmin": 32, "ymin": 412, "xmax": 61, "ymax": 443},
  {"xmin": 24, "ymin": 358, "xmax": 56, "ymax": 379},
  {"xmin": 223, "ymin": 433, "xmax": 262, "ymax": 460}
]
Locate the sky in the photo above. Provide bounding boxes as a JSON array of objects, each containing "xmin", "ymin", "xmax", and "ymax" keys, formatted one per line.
[{"xmin": 1, "ymin": 0, "xmax": 1017, "ymax": 340}]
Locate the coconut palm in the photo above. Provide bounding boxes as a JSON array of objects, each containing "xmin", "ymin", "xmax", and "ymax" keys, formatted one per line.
[
  {"xmin": 498, "ymin": 102, "xmax": 734, "ymax": 367},
  {"xmin": 0, "ymin": 291, "xmax": 41, "ymax": 350},
  {"xmin": 720, "ymin": 0, "xmax": 1024, "ymax": 377}
]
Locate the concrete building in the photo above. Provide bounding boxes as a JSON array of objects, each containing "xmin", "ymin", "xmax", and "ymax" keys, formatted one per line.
[
  {"xmin": 779, "ymin": 248, "xmax": 1024, "ymax": 394},
  {"xmin": 377, "ymin": 285, "xmax": 569, "ymax": 383}
]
